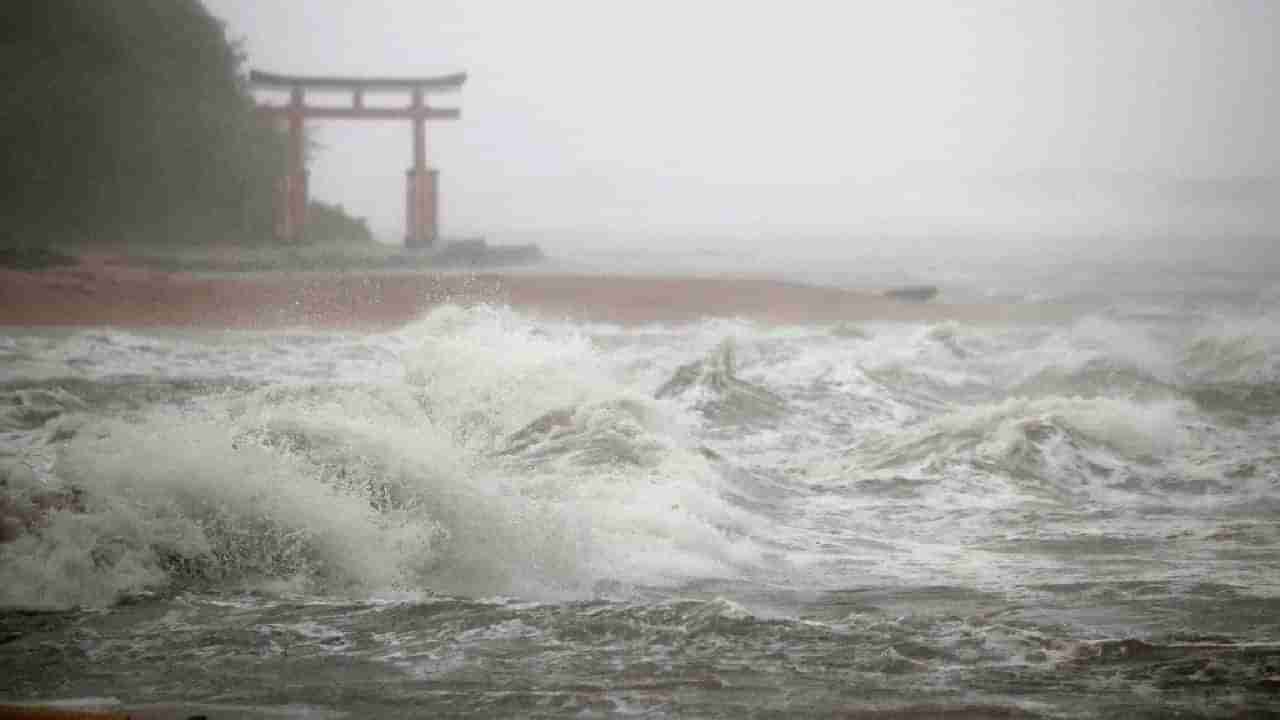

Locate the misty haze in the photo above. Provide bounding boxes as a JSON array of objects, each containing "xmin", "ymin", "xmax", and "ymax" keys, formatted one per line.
[{"xmin": 2, "ymin": 1, "xmax": 1279, "ymax": 718}]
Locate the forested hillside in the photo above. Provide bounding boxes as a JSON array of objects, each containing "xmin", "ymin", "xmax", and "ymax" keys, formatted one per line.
[{"xmin": 0, "ymin": 0, "xmax": 368, "ymax": 248}]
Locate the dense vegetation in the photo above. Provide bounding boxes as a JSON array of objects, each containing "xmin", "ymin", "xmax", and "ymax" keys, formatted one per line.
[
  {"xmin": 308, "ymin": 200, "xmax": 374, "ymax": 247},
  {"xmin": 0, "ymin": 0, "xmax": 369, "ymax": 250}
]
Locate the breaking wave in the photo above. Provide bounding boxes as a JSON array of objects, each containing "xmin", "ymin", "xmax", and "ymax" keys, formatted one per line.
[
  {"xmin": 4, "ymin": 304, "xmax": 1280, "ymax": 610},
  {"xmin": 0, "ymin": 307, "xmax": 766, "ymax": 608}
]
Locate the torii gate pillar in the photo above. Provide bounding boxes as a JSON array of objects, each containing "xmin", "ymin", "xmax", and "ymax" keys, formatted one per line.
[
  {"xmin": 405, "ymin": 167, "xmax": 439, "ymax": 249},
  {"xmin": 405, "ymin": 89, "xmax": 438, "ymax": 248},
  {"xmin": 277, "ymin": 86, "xmax": 309, "ymax": 243}
]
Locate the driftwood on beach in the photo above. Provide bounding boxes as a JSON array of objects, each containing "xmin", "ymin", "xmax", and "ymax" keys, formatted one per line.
[{"xmin": 883, "ymin": 284, "xmax": 939, "ymax": 302}]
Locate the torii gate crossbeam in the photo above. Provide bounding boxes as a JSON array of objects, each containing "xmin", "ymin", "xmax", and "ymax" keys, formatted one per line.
[{"xmin": 250, "ymin": 70, "xmax": 465, "ymax": 248}]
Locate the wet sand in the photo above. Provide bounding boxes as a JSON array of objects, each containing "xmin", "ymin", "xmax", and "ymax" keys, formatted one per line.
[{"xmin": 0, "ymin": 255, "xmax": 1079, "ymax": 330}]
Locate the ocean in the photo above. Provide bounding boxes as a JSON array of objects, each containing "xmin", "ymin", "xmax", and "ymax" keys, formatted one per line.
[{"xmin": 2, "ymin": 249, "xmax": 1279, "ymax": 718}]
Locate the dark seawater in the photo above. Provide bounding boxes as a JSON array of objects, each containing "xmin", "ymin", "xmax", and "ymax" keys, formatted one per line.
[{"xmin": 2, "ymin": 259, "xmax": 1280, "ymax": 718}]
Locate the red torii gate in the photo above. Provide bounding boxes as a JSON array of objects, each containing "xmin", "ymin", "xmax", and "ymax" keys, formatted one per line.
[{"xmin": 250, "ymin": 70, "xmax": 465, "ymax": 248}]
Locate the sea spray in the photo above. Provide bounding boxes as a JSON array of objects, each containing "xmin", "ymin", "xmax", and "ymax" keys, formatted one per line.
[
  {"xmin": 1, "ymin": 306, "xmax": 776, "ymax": 607},
  {"xmin": 847, "ymin": 395, "xmax": 1191, "ymax": 495}
]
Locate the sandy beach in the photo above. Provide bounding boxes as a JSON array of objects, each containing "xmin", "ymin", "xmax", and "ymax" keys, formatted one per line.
[{"xmin": 0, "ymin": 255, "xmax": 1080, "ymax": 330}]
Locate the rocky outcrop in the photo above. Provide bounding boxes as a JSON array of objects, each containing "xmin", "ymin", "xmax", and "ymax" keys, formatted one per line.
[
  {"xmin": 655, "ymin": 339, "xmax": 785, "ymax": 422},
  {"xmin": 0, "ymin": 462, "xmax": 83, "ymax": 544},
  {"xmin": 497, "ymin": 407, "xmax": 576, "ymax": 457},
  {"xmin": 428, "ymin": 239, "xmax": 544, "ymax": 268}
]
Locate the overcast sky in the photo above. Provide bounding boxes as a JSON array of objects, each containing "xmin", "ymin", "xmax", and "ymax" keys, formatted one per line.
[{"xmin": 204, "ymin": 0, "xmax": 1278, "ymax": 243}]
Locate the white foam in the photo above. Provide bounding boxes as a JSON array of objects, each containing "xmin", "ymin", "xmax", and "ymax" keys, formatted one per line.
[
  {"xmin": 1, "ymin": 305, "xmax": 770, "ymax": 608},
  {"xmin": 5, "ymin": 300, "xmax": 1278, "ymax": 609},
  {"xmin": 1182, "ymin": 312, "xmax": 1280, "ymax": 385}
]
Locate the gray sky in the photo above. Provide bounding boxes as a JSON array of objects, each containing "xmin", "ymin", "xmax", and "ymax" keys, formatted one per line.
[{"xmin": 205, "ymin": 0, "xmax": 1279, "ymax": 242}]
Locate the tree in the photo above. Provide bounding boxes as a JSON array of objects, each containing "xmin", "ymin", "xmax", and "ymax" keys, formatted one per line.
[{"xmin": 0, "ymin": 0, "xmax": 286, "ymax": 247}]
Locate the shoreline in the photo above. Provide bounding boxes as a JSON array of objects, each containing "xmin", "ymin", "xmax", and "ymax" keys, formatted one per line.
[{"xmin": 0, "ymin": 256, "xmax": 1084, "ymax": 331}]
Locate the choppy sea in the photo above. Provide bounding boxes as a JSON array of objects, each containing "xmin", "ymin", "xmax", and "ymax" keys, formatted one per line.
[{"xmin": 2, "ymin": 250, "xmax": 1279, "ymax": 718}]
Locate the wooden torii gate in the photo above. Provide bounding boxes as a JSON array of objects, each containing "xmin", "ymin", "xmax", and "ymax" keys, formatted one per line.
[{"xmin": 249, "ymin": 70, "xmax": 465, "ymax": 248}]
